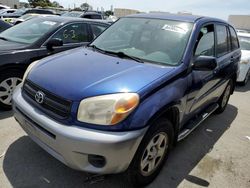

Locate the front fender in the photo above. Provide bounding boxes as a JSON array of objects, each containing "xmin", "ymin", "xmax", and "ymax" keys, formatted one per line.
[{"xmin": 127, "ymin": 75, "xmax": 189, "ymax": 130}]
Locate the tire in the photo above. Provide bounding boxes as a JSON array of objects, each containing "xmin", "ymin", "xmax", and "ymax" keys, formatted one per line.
[
  {"xmin": 126, "ymin": 118, "xmax": 174, "ymax": 187},
  {"xmin": 215, "ymin": 79, "xmax": 233, "ymax": 114},
  {"xmin": 0, "ymin": 69, "xmax": 24, "ymax": 110}
]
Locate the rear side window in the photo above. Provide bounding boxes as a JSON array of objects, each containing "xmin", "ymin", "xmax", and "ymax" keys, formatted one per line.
[
  {"xmin": 83, "ymin": 14, "xmax": 102, "ymax": 19},
  {"xmin": 195, "ymin": 24, "xmax": 215, "ymax": 57},
  {"xmin": 51, "ymin": 23, "xmax": 89, "ymax": 44},
  {"xmin": 229, "ymin": 26, "xmax": 239, "ymax": 50},
  {"xmin": 90, "ymin": 24, "xmax": 107, "ymax": 38},
  {"xmin": 216, "ymin": 25, "xmax": 230, "ymax": 57},
  {"xmin": 26, "ymin": 10, "xmax": 53, "ymax": 14}
]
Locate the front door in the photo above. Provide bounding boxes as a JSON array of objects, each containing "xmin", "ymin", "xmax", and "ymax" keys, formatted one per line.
[{"xmin": 37, "ymin": 23, "xmax": 91, "ymax": 60}]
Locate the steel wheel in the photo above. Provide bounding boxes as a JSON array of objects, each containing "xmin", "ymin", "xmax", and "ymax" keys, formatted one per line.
[
  {"xmin": 0, "ymin": 77, "xmax": 22, "ymax": 105},
  {"xmin": 140, "ymin": 132, "xmax": 168, "ymax": 176}
]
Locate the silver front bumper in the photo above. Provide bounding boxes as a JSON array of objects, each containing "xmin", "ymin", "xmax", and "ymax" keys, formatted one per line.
[{"xmin": 12, "ymin": 86, "xmax": 147, "ymax": 174}]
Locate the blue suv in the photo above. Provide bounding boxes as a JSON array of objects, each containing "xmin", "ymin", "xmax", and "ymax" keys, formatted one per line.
[{"xmin": 12, "ymin": 13, "xmax": 240, "ymax": 186}]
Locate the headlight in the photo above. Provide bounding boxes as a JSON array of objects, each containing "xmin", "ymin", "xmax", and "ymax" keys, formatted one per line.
[
  {"xmin": 77, "ymin": 93, "xmax": 139, "ymax": 125},
  {"xmin": 22, "ymin": 60, "xmax": 39, "ymax": 83}
]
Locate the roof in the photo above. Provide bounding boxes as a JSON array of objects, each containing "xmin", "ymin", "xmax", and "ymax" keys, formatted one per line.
[
  {"xmin": 126, "ymin": 13, "xmax": 227, "ymax": 24},
  {"xmin": 33, "ymin": 16, "xmax": 110, "ymax": 25},
  {"xmin": 126, "ymin": 13, "xmax": 203, "ymax": 22},
  {"xmin": 66, "ymin": 11, "xmax": 103, "ymax": 15}
]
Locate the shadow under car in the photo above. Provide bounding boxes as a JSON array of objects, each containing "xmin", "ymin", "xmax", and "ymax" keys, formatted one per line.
[{"xmin": 3, "ymin": 104, "xmax": 237, "ymax": 188}]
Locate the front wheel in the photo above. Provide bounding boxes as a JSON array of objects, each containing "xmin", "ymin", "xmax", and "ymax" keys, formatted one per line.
[
  {"xmin": 215, "ymin": 80, "xmax": 233, "ymax": 114},
  {"xmin": 126, "ymin": 118, "xmax": 174, "ymax": 187},
  {"xmin": 0, "ymin": 70, "xmax": 23, "ymax": 110}
]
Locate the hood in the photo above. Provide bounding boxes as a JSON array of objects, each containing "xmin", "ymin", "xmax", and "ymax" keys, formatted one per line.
[
  {"xmin": 241, "ymin": 50, "xmax": 250, "ymax": 62},
  {"xmin": 0, "ymin": 39, "xmax": 29, "ymax": 52},
  {"xmin": 28, "ymin": 48, "xmax": 174, "ymax": 101}
]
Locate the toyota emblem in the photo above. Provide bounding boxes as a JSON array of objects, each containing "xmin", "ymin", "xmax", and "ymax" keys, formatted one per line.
[{"xmin": 35, "ymin": 91, "xmax": 45, "ymax": 104}]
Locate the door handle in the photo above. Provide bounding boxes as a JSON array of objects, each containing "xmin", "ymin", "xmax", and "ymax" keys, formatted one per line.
[{"xmin": 230, "ymin": 56, "xmax": 234, "ymax": 63}]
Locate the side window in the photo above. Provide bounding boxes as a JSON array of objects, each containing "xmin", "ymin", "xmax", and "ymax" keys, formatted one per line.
[
  {"xmin": 195, "ymin": 24, "xmax": 215, "ymax": 57},
  {"xmin": 90, "ymin": 24, "xmax": 107, "ymax": 38},
  {"xmin": 51, "ymin": 23, "xmax": 89, "ymax": 44},
  {"xmin": 216, "ymin": 25, "xmax": 230, "ymax": 57},
  {"xmin": 7, "ymin": 10, "xmax": 15, "ymax": 13},
  {"xmin": 229, "ymin": 26, "xmax": 239, "ymax": 50},
  {"xmin": 83, "ymin": 14, "xmax": 102, "ymax": 19}
]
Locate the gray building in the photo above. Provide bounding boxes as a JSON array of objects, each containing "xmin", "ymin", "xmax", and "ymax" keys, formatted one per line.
[
  {"xmin": 0, "ymin": 0, "xmax": 19, "ymax": 8},
  {"xmin": 114, "ymin": 8, "xmax": 140, "ymax": 18},
  {"xmin": 228, "ymin": 15, "xmax": 250, "ymax": 30}
]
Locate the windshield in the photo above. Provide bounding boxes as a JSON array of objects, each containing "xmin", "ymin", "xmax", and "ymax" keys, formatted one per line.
[
  {"xmin": 91, "ymin": 17, "xmax": 193, "ymax": 66},
  {"xmin": 239, "ymin": 36, "xmax": 250, "ymax": 51},
  {"xmin": 0, "ymin": 18, "xmax": 59, "ymax": 44},
  {"xmin": 62, "ymin": 11, "xmax": 82, "ymax": 18},
  {"xmin": 19, "ymin": 14, "xmax": 35, "ymax": 20}
]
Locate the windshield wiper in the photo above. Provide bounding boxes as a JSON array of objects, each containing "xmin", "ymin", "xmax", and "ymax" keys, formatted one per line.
[
  {"xmin": 87, "ymin": 44, "xmax": 107, "ymax": 53},
  {"xmin": 88, "ymin": 45, "xmax": 144, "ymax": 63},
  {"xmin": 108, "ymin": 51, "xmax": 144, "ymax": 63}
]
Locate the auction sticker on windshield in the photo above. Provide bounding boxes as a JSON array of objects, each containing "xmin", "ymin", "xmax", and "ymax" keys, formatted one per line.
[
  {"xmin": 43, "ymin": 21, "xmax": 57, "ymax": 26},
  {"xmin": 162, "ymin": 24, "xmax": 188, "ymax": 34}
]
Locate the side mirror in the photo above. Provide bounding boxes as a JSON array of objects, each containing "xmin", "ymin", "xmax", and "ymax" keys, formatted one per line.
[
  {"xmin": 46, "ymin": 38, "xmax": 63, "ymax": 51},
  {"xmin": 193, "ymin": 56, "xmax": 217, "ymax": 71}
]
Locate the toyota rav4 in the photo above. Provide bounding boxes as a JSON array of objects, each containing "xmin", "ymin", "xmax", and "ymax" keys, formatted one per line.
[{"xmin": 12, "ymin": 13, "xmax": 240, "ymax": 186}]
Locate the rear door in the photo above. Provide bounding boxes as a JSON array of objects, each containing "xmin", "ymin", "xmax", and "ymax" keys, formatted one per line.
[{"xmin": 214, "ymin": 24, "xmax": 240, "ymax": 92}]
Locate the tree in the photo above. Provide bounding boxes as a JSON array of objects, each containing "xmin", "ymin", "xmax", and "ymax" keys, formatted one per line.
[
  {"xmin": 51, "ymin": 1, "xmax": 60, "ymax": 8},
  {"xmin": 105, "ymin": 10, "xmax": 113, "ymax": 16},
  {"xmin": 73, "ymin": 7, "xmax": 82, "ymax": 11},
  {"xmin": 80, "ymin": 3, "xmax": 91, "ymax": 11},
  {"xmin": 28, "ymin": 0, "xmax": 52, "ymax": 8}
]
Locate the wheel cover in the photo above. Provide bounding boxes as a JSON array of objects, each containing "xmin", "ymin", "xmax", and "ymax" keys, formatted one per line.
[
  {"xmin": 140, "ymin": 132, "xmax": 168, "ymax": 176},
  {"xmin": 0, "ymin": 77, "xmax": 22, "ymax": 105},
  {"xmin": 221, "ymin": 84, "xmax": 231, "ymax": 108}
]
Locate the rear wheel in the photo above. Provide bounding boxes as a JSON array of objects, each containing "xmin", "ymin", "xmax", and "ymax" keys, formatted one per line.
[
  {"xmin": 215, "ymin": 80, "xmax": 233, "ymax": 114},
  {"xmin": 0, "ymin": 70, "xmax": 23, "ymax": 110},
  {"xmin": 126, "ymin": 118, "xmax": 174, "ymax": 187}
]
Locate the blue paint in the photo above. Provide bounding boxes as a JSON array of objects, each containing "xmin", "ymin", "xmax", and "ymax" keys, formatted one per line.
[{"xmin": 26, "ymin": 14, "xmax": 240, "ymax": 131}]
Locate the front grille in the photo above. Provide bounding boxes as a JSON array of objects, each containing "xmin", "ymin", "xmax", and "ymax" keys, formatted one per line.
[{"xmin": 22, "ymin": 80, "xmax": 72, "ymax": 119}]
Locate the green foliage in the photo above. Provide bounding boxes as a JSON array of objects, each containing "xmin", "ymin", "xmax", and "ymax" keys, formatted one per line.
[
  {"xmin": 28, "ymin": 0, "xmax": 61, "ymax": 8},
  {"xmin": 51, "ymin": 1, "xmax": 60, "ymax": 8},
  {"xmin": 80, "ymin": 3, "xmax": 90, "ymax": 10},
  {"xmin": 105, "ymin": 10, "xmax": 113, "ymax": 16}
]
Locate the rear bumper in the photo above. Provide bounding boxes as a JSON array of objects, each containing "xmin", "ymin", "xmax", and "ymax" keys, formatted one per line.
[{"xmin": 12, "ymin": 86, "xmax": 147, "ymax": 174}]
